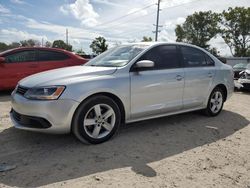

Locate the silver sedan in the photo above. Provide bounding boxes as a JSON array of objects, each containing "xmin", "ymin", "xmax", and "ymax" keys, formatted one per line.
[{"xmin": 10, "ymin": 42, "xmax": 234, "ymax": 144}]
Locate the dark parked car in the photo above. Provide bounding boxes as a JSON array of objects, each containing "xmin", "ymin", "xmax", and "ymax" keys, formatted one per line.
[
  {"xmin": 0, "ymin": 47, "xmax": 88, "ymax": 90},
  {"xmin": 233, "ymin": 63, "xmax": 250, "ymax": 79}
]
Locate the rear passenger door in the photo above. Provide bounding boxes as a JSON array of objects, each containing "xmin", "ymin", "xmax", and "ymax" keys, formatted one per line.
[
  {"xmin": 180, "ymin": 46, "xmax": 215, "ymax": 109},
  {"xmin": 38, "ymin": 50, "xmax": 70, "ymax": 72}
]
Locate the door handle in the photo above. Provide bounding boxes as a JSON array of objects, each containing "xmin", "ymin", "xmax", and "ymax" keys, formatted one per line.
[
  {"xmin": 176, "ymin": 75, "xmax": 183, "ymax": 81},
  {"xmin": 208, "ymin": 72, "xmax": 213, "ymax": 78}
]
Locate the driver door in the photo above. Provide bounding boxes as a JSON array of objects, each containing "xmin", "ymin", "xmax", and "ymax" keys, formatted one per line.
[{"xmin": 130, "ymin": 45, "xmax": 184, "ymax": 120}]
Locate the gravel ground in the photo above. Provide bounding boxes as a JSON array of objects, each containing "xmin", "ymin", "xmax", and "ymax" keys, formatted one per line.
[{"xmin": 0, "ymin": 91, "xmax": 249, "ymax": 188}]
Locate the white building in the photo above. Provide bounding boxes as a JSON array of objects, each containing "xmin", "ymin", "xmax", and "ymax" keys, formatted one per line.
[{"xmin": 226, "ymin": 57, "xmax": 250, "ymax": 67}]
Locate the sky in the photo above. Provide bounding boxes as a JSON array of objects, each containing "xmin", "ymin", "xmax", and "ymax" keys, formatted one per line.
[{"xmin": 0, "ymin": 0, "xmax": 249, "ymax": 55}]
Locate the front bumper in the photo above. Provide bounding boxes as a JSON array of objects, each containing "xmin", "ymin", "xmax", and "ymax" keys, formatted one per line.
[
  {"xmin": 236, "ymin": 79, "xmax": 250, "ymax": 90},
  {"xmin": 10, "ymin": 93, "xmax": 80, "ymax": 134}
]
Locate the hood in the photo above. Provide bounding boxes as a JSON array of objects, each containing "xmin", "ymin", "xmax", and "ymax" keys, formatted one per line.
[
  {"xmin": 233, "ymin": 67, "xmax": 245, "ymax": 71},
  {"xmin": 19, "ymin": 66, "xmax": 117, "ymax": 88}
]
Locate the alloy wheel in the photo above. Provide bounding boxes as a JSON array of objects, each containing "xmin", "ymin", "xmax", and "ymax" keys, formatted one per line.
[
  {"xmin": 83, "ymin": 104, "xmax": 116, "ymax": 139},
  {"xmin": 210, "ymin": 91, "xmax": 223, "ymax": 114}
]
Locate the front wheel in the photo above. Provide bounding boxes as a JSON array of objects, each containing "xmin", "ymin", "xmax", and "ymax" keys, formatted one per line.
[
  {"xmin": 204, "ymin": 87, "xmax": 224, "ymax": 116},
  {"xmin": 72, "ymin": 95, "xmax": 121, "ymax": 144}
]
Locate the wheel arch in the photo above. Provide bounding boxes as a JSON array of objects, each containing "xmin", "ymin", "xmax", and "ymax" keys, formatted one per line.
[
  {"xmin": 71, "ymin": 92, "xmax": 126, "ymax": 131},
  {"xmin": 214, "ymin": 84, "xmax": 228, "ymax": 102}
]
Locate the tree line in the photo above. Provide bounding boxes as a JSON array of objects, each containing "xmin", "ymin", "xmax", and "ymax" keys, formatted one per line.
[
  {"xmin": 175, "ymin": 7, "xmax": 250, "ymax": 57},
  {"xmin": 0, "ymin": 7, "xmax": 249, "ymax": 57},
  {"xmin": 0, "ymin": 39, "xmax": 72, "ymax": 52}
]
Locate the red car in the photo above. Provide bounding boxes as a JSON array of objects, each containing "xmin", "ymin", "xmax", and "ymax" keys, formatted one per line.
[{"xmin": 0, "ymin": 47, "xmax": 88, "ymax": 90}]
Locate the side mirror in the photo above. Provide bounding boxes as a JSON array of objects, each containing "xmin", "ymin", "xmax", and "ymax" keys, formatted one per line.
[
  {"xmin": 0, "ymin": 57, "xmax": 5, "ymax": 63},
  {"xmin": 135, "ymin": 60, "xmax": 154, "ymax": 68}
]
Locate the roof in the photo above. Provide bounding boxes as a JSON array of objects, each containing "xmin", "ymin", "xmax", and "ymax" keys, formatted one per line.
[
  {"xmin": 0, "ymin": 47, "xmax": 75, "ymax": 56},
  {"xmin": 124, "ymin": 41, "xmax": 204, "ymax": 48}
]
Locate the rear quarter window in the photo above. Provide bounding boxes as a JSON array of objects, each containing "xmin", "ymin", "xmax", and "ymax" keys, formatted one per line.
[{"xmin": 181, "ymin": 46, "xmax": 215, "ymax": 67}]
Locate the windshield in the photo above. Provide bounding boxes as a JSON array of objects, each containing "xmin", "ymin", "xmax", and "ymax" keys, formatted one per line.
[
  {"xmin": 85, "ymin": 44, "xmax": 148, "ymax": 67},
  {"xmin": 233, "ymin": 63, "xmax": 249, "ymax": 69}
]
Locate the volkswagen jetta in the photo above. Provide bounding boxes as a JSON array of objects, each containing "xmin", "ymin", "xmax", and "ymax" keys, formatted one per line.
[{"xmin": 10, "ymin": 42, "xmax": 234, "ymax": 144}]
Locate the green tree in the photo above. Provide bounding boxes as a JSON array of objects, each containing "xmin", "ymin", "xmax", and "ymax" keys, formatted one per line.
[
  {"xmin": 141, "ymin": 36, "xmax": 153, "ymax": 42},
  {"xmin": 208, "ymin": 47, "xmax": 220, "ymax": 57},
  {"xmin": 90, "ymin": 36, "xmax": 108, "ymax": 55},
  {"xmin": 247, "ymin": 49, "xmax": 250, "ymax": 56},
  {"xmin": 0, "ymin": 42, "xmax": 9, "ymax": 52},
  {"xmin": 175, "ymin": 11, "xmax": 220, "ymax": 50},
  {"xmin": 52, "ymin": 40, "xmax": 72, "ymax": 51},
  {"xmin": 220, "ymin": 7, "xmax": 250, "ymax": 57},
  {"xmin": 75, "ymin": 49, "xmax": 86, "ymax": 56},
  {"xmin": 8, "ymin": 42, "xmax": 20, "ymax": 49},
  {"xmin": 0, "ymin": 42, "xmax": 21, "ymax": 52},
  {"xmin": 20, "ymin": 39, "xmax": 40, "ymax": 47},
  {"xmin": 45, "ymin": 41, "xmax": 52, "ymax": 48}
]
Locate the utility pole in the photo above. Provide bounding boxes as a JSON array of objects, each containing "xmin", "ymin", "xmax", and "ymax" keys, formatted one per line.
[
  {"xmin": 66, "ymin": 28, "xmax": 68, "ymax": 45},
  {"xmin": 155, "ymin": 0, "xmax": 161, "ymax": 41},
  {"xmin": 41, "ymin": 38, "xmax": 44, "ymax": 47}
]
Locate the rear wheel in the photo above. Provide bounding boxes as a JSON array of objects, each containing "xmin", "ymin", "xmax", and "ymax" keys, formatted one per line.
[
  {"xmin": 72, "ymin": 95, "xmax": 121, "ymax": 144},
  {"xmin": 204, "ymin": 87, "xmax": 224, "ymax": 116}
]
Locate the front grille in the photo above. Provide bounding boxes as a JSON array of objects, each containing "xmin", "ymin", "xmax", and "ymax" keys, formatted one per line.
[
  {"xmin": 12, "ymin": 109, "xmax": 21, "ymax": 121},
  {"xmin": 243, "ymin": 83, "xmax": 250, "ymax": 90},
  {"xmin": 11, "ymin": 109, "xmax": 52, "ymax": 129},
  {"xmin": 16, "ymin": 86, "xmax": 28, "ymax": 96}
]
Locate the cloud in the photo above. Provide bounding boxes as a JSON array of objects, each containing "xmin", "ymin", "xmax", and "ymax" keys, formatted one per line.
[
  {"xmin": 208, "ymin": 36, "xmax": 232, "ymax": 56},
  {"xmin": 0, "ymin": 4, "xmax": 10, "ymax": 14},
  {"xmin": 92, "ymin": 0, "xmax": 125, "ymax": 8},
  {"xmin": 25, "ymin": 18, "xmax": 100, "ymax": 40},
  {"xmin": 60, "ymin": 0, "xmax": 99, "ymax": 27},
  {"xmin": 59, "ymin": 6, "xmax": 69, "ymax": 15},
  {"xmin": 161, "ymin": 0, "xmax": 195, "ymax": 9},
  {"xmin": 10, "ymin": 0, "xmax": 26, "ymax": 4},
  {"xmin": 176, "ymin": 17, "xmax": 185, "ymax": 25},
  {"xmin": 0, "ymin": 28, "xmax": 48, "ymax": 44}
]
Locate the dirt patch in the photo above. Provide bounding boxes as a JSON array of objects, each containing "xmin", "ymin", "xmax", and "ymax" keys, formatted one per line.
[{"xmin": 0, "ymin": 92, "xmax": 250, "ymax": 188}]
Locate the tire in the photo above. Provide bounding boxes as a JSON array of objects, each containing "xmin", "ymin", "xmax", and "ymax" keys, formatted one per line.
[
  {"xmin": 72, "ymin": 95, "xmax": 121, "ymax": 144},
  {"xmin": 204, "ymin": 87, "xmax": 225, "ymax": 117}
]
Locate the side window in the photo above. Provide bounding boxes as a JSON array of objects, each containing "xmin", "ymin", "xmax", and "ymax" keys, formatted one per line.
[
  {"xmin": 4, "ymin": 50, "xmax": 36, "ymax": 63},
  {"xmin": 38, "ymin": 50, "xmax": 69, "ymax": 62},
  {"xmin": 181, "ymin": 46, "xmax": 208, "ymax": 67},
  {"xmin": 205, "ymin": 54, "xmax": 215, "ymax": 66},
  {"xmin": 138, "ymin": 45, "xmax": 180, "ymax": 70}
]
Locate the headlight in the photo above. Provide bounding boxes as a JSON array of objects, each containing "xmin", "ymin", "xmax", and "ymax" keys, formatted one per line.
[{"xmin": 24, "ymin": 86, "xmax": 65, "ymax": 100}]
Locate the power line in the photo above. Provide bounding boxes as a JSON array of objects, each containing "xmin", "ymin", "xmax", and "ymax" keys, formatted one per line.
[
  {"xmin": 69, "ymin": 0, "xmax": 205, "ymax": 43},
  {"xmin": 70, "ymin": 3, "xmax": 155, "ymax": 36},
  {"xmin": 94, "ymin": 11, "xmax": 156, "ymax": 32},
  {"xmin": 95, "ymin": 3, "xmax": 155, "ymax": 28},
  {"xmin": 105, "ymin": 0, "xmax": 203, "ymax": 30}
]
